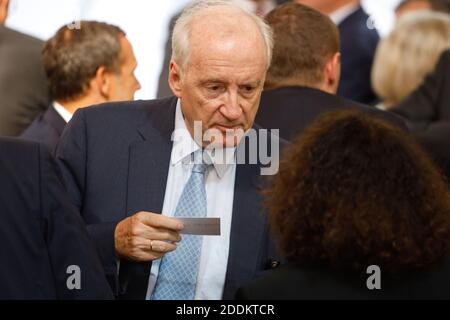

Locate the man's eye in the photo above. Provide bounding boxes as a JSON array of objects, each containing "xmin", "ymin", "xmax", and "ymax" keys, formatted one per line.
[{"xmin": 242, "ymin": 86, "xmax": 255, "ymax": 93}]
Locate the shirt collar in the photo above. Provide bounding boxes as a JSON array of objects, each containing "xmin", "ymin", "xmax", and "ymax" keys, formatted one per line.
[
  {"xmin": 171, "ymin": 99, "xmax": 236, "ymax": 179},
  {"xmin": 329, "ymin": 3, "xmax": 360, "ymax": 25},
  {"xmin": 53, "ymin": 101, "xmax": 73, "ymax": 123}
]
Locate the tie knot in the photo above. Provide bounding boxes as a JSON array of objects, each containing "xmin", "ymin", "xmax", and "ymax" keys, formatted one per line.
[
  {"xmin": 191, "ymin": 150, "xmax": 211, "ymax": 175},
  {"xmin": 192, "ymin": 163, "xmax": 209, "ymax": 174}
]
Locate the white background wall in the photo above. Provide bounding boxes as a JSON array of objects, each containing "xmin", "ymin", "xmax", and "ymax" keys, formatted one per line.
[{"xmin": 5, "ymin": 0, "xmax": 402, "ymax": 100}]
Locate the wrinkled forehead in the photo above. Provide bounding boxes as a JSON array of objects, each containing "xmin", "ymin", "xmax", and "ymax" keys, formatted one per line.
[{"xmin": 188, "ymin": 11, "xmax": 268, "ymax": 67}]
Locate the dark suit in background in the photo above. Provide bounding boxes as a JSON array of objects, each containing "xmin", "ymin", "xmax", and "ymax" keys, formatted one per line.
[
  {"xmin": 256, "ymin": 86, "xmax": 406, "ymax": 141},
  {"xmin": 236, "ymin": 260, "xmax": 450, "ymax": 300},
  {"xmin": 55, "ymin": 96, "xmax": 281, "ymax": 299},
  {"xmin": 392, "ymin": 50, "xmax": 450, "ymax": 180},
  {"xmin": 0, "ymin": 26, "xmax": 49, "ymax": 136},
  {"xmin": 337, "ymin": 6, "xmax": 379, "ymax": 104},
  {"xmin": 0, "ymin": 138, "xmax": 113, "ymax": 299},
  {"xmin": 20, "ymin": 105, "xmax": 66, "ymax": 152}
]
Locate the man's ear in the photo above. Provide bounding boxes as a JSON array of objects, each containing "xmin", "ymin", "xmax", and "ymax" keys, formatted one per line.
[
  {"xmin": 324, "ymin": 52, "xmax": 341, "ymax": 94},
  {"xmin": 94, "ymin": 66, "xmax": 112, "ymax": 99},
  {"xmin": 168, "ymin": 60, "xmax": 183, "ymax": 98}
]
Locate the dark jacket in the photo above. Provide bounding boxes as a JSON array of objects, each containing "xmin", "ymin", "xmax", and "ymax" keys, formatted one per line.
[
  {"xmin": 20, "ymin": 105, "xmax": 66, "ymax": 152},
  {"xmin": 0, "ymin": 26, "xmax": 49, "ymax": 136},
  {"xmin": 256, "ymin": 86, "xmax": 406, "ymax": 141},
  {"xmin": 337, "ymin": 6, "xmax": 379, "ymax": 104},
  {"xmin": 55, "ymin": 96, "xmax": 283, "ymax": 299},
  {"xmin": 0, "ymin": 138, "xmax": 113, "ymax": 299},
  {"xmin": 236, "ymin": 260, "xmax": 450, "ymax": 300},
  {"xmin": 391, "ymin": 50, "xmax": 450, "ymax": 180}
]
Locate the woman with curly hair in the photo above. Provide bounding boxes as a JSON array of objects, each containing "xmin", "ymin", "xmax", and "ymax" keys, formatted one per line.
[{"xmin": 237, "ymin": 109, "xmax": 450, "ymax": 299}]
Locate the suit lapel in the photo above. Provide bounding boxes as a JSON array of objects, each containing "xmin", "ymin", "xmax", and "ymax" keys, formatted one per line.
[
  {"xmin": 125, "ymin": 97, "xmax": 177, "ymax": 216},
  {"xmin": 119, "ymin": 98, "xmax": 177, "ymax": 299}
]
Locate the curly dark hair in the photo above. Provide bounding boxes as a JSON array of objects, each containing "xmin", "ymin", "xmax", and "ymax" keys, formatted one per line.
[{"xmin": 266, "ymin": 109, "xmax": 450, "ymax": 273}]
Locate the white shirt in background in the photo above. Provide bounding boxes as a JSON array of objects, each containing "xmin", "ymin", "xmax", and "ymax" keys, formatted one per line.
[
  {"xmin": 53, "ymin": 101, "xmax": 73, "ymax": 123},
  {"xmin": 329, "ymin": 2, "xmax": 360, "ymax": 25}
]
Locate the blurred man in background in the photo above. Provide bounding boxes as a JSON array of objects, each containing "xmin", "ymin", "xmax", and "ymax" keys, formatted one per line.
[
  {"xmin": 0, "ymin": 0, "xmax": 49, "ymax": 136},
  {"xmin": 256, "ymin": 3, "xmax": 404, "ymax": 141},
  {"xmin": 21, "ymin": 21, "xmax": 141, "ymax": 151},
  {"xmin": 296, "ymin": 0, "xmax": 379, "ymax": 104}
]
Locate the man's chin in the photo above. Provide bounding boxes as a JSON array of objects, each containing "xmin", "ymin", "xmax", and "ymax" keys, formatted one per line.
[
  {"xmin": 203, "ymin": 136, "xmax": 240, "ymax": 149},
  {"xmin": 203, "ymin": 127, "xmax": 246, "ymax": 149}
]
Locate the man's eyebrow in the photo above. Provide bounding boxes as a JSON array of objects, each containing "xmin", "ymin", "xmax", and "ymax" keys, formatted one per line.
[
  {"xmin": 201, "ymin": 79, "xmax": 226, "ymax": 84},
  {"xmin": 240, "ymin": 80, "xmax": 261, "ymax": 87}
]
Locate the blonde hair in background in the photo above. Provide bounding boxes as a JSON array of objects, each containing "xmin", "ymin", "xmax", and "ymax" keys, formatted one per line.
[
  {"xmin": 372, "ymin": 11, "xmax": 450, "ymax": 107},
  {"xmin": 171, "ymin": 0, "xmax": 274, "ymax": 71}
]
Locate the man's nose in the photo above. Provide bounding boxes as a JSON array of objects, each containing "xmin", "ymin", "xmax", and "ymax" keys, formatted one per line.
[
  {"xmin": 221, "ymin": 91, "xmax": 242, "ymax": 120},
  {"xmin": 135, "ymin": 78, "xmax": 142, "ymax": 91}
]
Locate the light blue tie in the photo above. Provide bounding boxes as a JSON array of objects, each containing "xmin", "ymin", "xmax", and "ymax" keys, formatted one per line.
[{"xmin": 151, "ymin": 151, "xmax": 209, "ymax": 300}]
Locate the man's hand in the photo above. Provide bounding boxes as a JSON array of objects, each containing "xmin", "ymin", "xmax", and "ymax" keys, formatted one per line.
[{"xmin": 114, "ymin": 211, "xmax": 184, "ymax": 261}]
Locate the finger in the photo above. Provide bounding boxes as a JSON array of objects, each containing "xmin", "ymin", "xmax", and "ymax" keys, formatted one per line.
[
  {"xmin": 137, "ymin": 212, "xmax": 184, "ymax": 231},
  {"xmin": 139, "ymin": 226, "xmax": 182, "ymax": 243},
  {"xmin": 148, "ymin": 240, "xmax": 178, "ymax": 253}
]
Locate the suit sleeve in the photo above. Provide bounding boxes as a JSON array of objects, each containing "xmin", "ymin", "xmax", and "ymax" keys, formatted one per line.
[
  {"xmin": 391, "ymin": 51, "xmax": 450, "ymax": 176},
  {"xmin": 39, "ymin": 144, "xmax": 113, "ymax": 299},
  {"xmin": 55, "ymin": 110, "xmax": 119, "ymax": 293}
]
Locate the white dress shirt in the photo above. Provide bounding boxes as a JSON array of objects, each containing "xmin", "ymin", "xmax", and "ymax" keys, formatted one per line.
[
  {"xmin": 53, "ymin": 101, "xmax": 73, "ymax": 123},
  {"xmin": 146, "ymin": 100, "xmax": 237, "ymax": 300},
  {"xmin": 329, "ymin": 3, "xmax": 360, "ymax": 25}
]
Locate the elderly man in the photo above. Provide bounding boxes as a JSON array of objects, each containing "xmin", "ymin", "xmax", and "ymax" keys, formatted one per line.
[
  {"xmin": 21, "ymin": 21, "xmax": 141, "ymax": 151},
  {"xmin": 56, "ymin": 0, "xmax": 281, "ymax": 300}
]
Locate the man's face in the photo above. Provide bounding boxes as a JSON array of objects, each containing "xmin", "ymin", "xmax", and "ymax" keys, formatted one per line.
[
  {"xmin": 108, "ymin": 36, "xmax": 141, "ymax": 101},
  {"xmin": 169, "ymin": 23, "xmax": 268, "ymax": 148}
]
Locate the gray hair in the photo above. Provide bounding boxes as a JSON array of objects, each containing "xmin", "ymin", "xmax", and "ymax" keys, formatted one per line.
[{"xmin": 171, "ymin": 0, "xmax": 273, "ymax": 70}]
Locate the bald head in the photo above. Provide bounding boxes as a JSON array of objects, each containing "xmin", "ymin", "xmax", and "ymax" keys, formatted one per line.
[
  {"xmin": 171, "ymin": 0, "xmax": 273, "ymax": 70},
  {"xmin": 189, "ymin": 9, "xmax": 268, "ymax": 70}
]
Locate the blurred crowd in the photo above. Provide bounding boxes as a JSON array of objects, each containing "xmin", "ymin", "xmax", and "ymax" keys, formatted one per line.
[{"xmin": 1, "ymin": 0, "xmax": 450, "ymax": 300}]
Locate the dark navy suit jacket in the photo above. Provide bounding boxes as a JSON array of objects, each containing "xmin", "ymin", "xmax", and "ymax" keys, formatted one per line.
[
  {"xmin": 55, "ymin": 96, "xmax": 282, "ymax": 299},
  {"xmin": 0, "ymin": 138, "xmax": 113, "ymax": 299},
  {"xmin": 337, "ymin": 6, "xmax": 379, "ymax": 104},
  {"xmin": 20, "ymin": 105, "xmax": 66, "ymax": 152},
  {"xmin": 256, "ymin": 86, "xmax": 407, "ymax": 141}
]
